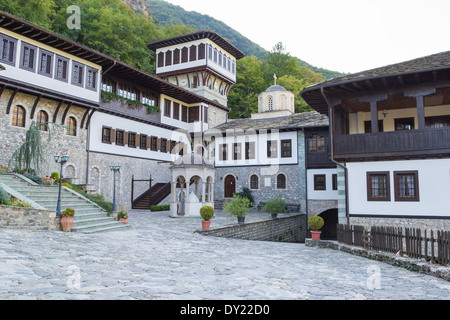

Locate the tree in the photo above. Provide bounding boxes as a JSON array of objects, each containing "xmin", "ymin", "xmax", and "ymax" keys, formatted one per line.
[{"xmin": 261, "ymin": 42, "xmax": 298, "ymax": 85}]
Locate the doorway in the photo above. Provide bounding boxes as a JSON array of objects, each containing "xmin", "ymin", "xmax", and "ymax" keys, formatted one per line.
[{"xmin": 224, "ymin": 175, "xmax": 236, "ymax": 198}]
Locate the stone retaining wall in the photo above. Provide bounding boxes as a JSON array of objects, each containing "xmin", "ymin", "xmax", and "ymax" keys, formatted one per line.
[
  {"xmin": 196, "ymin": 214, "xmax": 306, "ymax": 243},
  {"xmin": 0, "ymin": 206, "xmax": 61, "ymax": 231}
]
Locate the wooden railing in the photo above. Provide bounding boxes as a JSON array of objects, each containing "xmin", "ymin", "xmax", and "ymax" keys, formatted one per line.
[
  {"xmin": 337, "ymin": 224, "xmax": 450, "ymax": 266},
  {"xmin": 333, "ymin": 127, "xmax": 450, "ymax": 159}
]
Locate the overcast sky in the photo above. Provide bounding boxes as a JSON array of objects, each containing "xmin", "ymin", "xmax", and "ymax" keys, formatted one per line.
[{"xmin": 164, "ymin": 0, "xmax": 450, "ymax": 74}]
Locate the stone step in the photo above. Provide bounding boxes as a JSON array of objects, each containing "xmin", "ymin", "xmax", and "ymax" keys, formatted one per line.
[
  {"xmin": 73, "ymin": 216, "xmax": 116, "ymax": 226},
  {"xmin": 71, "ymin": 221, "xmax": 131, "ymax": 233}
]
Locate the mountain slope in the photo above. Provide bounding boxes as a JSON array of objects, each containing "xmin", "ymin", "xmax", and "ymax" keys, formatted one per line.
[{"xmin": 144, "ymin": 0, "xmax": 344, "ymax": 79}]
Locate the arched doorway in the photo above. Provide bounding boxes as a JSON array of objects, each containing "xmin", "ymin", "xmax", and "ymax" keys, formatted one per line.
[
  {"xmin": 224, "ymin": 175, "xmax": 236, "ymax": 198},
  {"xmin": 318, "ymin": 209, "xmax": 339, "ymax": 240}
]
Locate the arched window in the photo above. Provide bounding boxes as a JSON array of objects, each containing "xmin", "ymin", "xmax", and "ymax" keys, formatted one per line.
[
  {"xmin": 280, "ymin": 95, "xmax": 286, "ymax": 109},
  {"xmin": 250, "ymin": 175, "xmax": 259, "ymax": 190},
  {"xmin": 36, "ymin": 110, "xmax": 48, "ymax": 131},
  {"xmin": 268, "ymin": 96, "xmax": 273, "ymax": 111},
  {"xmin": 189, "ymin": 45, "xmax": 197, "ymax": 61},
  {"xmin": 67, "ymin": 116, "xmax": 77, "ymax": 136},
  {"xmin": 12, "ymin": 105, "xmax": 26, "ymax": 127},
  {"xmin": 277, "ymin": 174, "xmax": 287, "ymax": 190}
]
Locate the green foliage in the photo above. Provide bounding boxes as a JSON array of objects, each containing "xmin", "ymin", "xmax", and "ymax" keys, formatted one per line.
[
  {"xmin": 10, "ymin": 198, "xmax": 32, "ymax": 208},
  {"xmin": 150, "ymin": 205, "xmax": 170, "ymax": 212},
  {"xmin": 308, "ymin": 216, "xmax": 325, "ymax": 231},
  {"xmin": 61, "ymin": 183, "xmax": 72, "ymax": 189},
  {"xmin": 61, "ymin": 207, "xmax": 75, "ymax": 218},
  {"xmin": 51, "ymin": 172, "xmax": 60, "ymax": 183},
  {"xmin": 262, "ymin": 197, "xmax": 287, "ymax": 215},
  {"xmin": 200, "ymin": 206, "xmax": 214, "ymax": 221},
  {"xmin": 235, "ymin": 187, "xmax": 254, "ymax": 207},
  {"xmin": 84, "ymin": 193, "xmax": 113, "ymax": 214},
  {"xmin": 0, "ymin": 187, "xmax": 10, "ymax": 205},
  {"xmin": 223, "ymin": 196, "xmax": 250, "ymax": 217},
  {"xmin": 117, "ymin": 210, "xmax": 128, "ymax": 219},
  {"xmin": 101, "ymin": 90, "xmax": 160, "ymax": 114}
]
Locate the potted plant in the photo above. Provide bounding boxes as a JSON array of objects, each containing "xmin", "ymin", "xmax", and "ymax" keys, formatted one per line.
[
  {"xmin": 223, "ymin": 196, "xmax": 250, "ymax": 224},
  {"xmin": 200, "ymin": 206, "xmax": 215, "ymax": 230},
  {"xmin": 60, "ymin": 207, "xmax": 75, "ymax": 232},
  {"xmin": 308, "ymin": 216, "xmax": 325, "ymax": 240},
  {"xmin": 118, "ymin": 210, "xmax": 129, "ymax": 225},
  {"xmin": 262, "ymin": 197, "xmax": 286, "ymax": 219}
]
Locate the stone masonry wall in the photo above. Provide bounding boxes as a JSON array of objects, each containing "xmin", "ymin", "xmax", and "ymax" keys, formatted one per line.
[
  {"xmin": 349, "ymin": 216, "xmax": 450, "ymax": 230},
  {"xmin": 197, "ymin": 214, "xmax": 306, "ymax": 243},
  {"xmin": 0, "ymin": 205, "xmax": 61, "ymax": 231}
]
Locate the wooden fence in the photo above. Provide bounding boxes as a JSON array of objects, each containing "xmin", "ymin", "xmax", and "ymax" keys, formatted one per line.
[{"xmin": 337, "ymin": 224, "xmax": 450, "ymax": 266}]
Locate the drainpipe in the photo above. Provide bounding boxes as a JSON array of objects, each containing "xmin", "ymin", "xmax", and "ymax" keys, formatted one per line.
[{"xmin": 320, "ymin": 86, "xmax": 350, "ymax": 226}]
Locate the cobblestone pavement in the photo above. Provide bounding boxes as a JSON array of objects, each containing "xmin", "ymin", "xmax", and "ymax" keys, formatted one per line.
[{"xmin": 0, "ymin": 210, "xmax": 449, "ymax": 300}]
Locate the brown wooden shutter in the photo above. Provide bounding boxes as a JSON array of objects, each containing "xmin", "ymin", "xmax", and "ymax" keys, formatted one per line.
[
  {"xmin": 110, "ymin": 129, "xmax": 116, "ymax": 143},
  {"xmin": 166, "ymin": 139, "xmax": 171, "ymax": 153},
  {"xmin": 124, "ymin": 132, "xmax": 129, "ymax": 145},
  {"xmin": 136, "ymin": 134, "xmax": 140, "ymax": 147},
  {"xmin": 147, "ymin": 136, "xmax": 152, "ymax": 149},
  {"xmin": 156, "ymin": 138, "xmax": 161, "ymax": 151}
]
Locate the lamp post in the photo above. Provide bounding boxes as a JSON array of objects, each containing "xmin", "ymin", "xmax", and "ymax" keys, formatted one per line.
[
  {"xmin": 54, "ymin": 155, "xmax": 69, "ymax": 217},
  {"xmin": 110, "ymin": 165, "xmax": 121, "ymax": 212}
]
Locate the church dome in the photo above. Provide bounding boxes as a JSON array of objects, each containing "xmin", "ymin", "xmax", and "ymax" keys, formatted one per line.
[
  {"xmin": 171, "ymin": 153, "xmax": 214, "ymax": 168},
  {"xmin": 265, "ymin": 85, "xmax": 288, "ymax": 92}
]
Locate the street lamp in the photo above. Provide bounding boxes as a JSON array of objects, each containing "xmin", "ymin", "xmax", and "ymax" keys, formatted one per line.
[
  {"xmin": 54, "ymin": 154, "xmax": 69, "ymax": 217},
  {"xmin": 110, "ymin": 165, "xmax": 121, "ymax": 212}
]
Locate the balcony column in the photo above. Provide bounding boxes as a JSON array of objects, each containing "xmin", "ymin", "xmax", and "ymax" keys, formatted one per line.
[
  {"xmin": 370, "ymin": 101, "xmax": 379, "ymax": 133},
  {"xmin": 416, "ymin": 95, "xmax": 425, "ymax": 130}
]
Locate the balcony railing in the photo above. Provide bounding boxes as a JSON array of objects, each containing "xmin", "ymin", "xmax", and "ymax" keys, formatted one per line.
[{"xmin": 333, "ymin": 127, "xmax": 450, "ymax": 160}]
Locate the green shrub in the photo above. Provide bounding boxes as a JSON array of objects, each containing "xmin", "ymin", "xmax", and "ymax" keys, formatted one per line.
[
  {"xmin": 117, "ymin": 210, "xmax": 128, "ymax": 219},
  {"xmin": 200, "ymin": 206, "xmax": 214, "ymax": 221},
  {"xmin": 263, "ymin": 197, "xmax": 287, "ymax": 215},
  {"xmin": 223, "ymin": 196, "xmax": 250, "ymax": 217},
  {"xmin": 84, "ymin": 193, "xmax": 113, "ymax": 214},
  {"xmin": 51, "ymin": 172, "xmax": 60, "ymax": 183},
  {"xmin": 150, "ymin": 205, "xmax": 170, "ymax": 212},
  {"xmin": 10, "ymin": 198, "xmax": 32, "ymax": 208},
  {"xmin": 308, "ymin": 216, "xmax": 325, "ymax": 231},
  {"xmin": 0, "ymin": 186, "xmax": 10, "ymax": 205},
  {"xmin": 236, "ymin": 187, "xmax": 254, "ymax": 207},
  {"xmin": 61, "ymin": 183, "xmax": 73, "ymax": 189}
]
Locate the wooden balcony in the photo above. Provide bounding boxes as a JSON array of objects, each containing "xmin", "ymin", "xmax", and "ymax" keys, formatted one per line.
[{"xmin": 333, "ymin": 127, "xmax": 450, "ymax": 161}]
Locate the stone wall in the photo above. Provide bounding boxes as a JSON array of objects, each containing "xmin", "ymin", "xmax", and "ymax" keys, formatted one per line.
[
  {"xmin": 307, "ymin": 199, "xmax": 338, "ymax": 217},
  {"xmin": 349, "ymin": 216, "xmax": 450, "ymax": 230},
  {"xmin": 196, "ymin": 214, "xmax": 306, "ymax": 243},
  {"xmin": 0, "ymin": 205, "xmax": 61, "ymax": 231}
]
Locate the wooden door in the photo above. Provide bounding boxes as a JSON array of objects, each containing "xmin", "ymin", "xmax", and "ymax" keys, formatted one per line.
[{"xmin": 224, "ymin": 175, "xmax": 236, "ymax": 198}]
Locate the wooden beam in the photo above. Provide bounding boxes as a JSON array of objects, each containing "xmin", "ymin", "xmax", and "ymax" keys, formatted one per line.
[
  {"xmin": 61, "ymin": 102, "xmax": 73, "ymax": 125},
  {"xmin": 80, "ymin": 108, "xmax": 91, "ymax": 129},
  {"xmin": 416, "ymin": 95, "xmax": 425, "ymax": 130},
  {"xmin": 29, "ymin": 94, "xmax": 42, "ymax": 119},
  {"xmin": 370, "ymin": 101, "xmax": 379, "ymax": 133},
  {"xmin": 52, "ymin": 100, "xmax": 64, "ymax": 123},
  {"xmin": 5, "ymin": 88, "xmax": 18, "ymax": 115},
  {"xmin": 85, "ymin": 109, "xmax": 96, "ymax": 129}
]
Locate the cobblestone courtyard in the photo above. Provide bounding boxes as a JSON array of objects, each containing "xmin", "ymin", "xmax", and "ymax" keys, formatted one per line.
[{"xmin": 0, "ymin": 210, "xmax": 449, "ymax": 300}]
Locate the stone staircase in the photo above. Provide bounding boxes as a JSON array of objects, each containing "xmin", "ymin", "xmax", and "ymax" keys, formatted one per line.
[{"xmin": 0, "ymin": 174, "xmax": 131, "ymax": 233}]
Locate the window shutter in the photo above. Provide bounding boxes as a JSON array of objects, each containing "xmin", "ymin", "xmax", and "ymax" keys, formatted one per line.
[
  {"xmin": 136, "ymin": 134, "xmax": 141, "ymax": 147},
  {"xmin": 110, "ymin": 129, "xmax": 116, "ymax": 143},
  {"xmin": 124, "ymin": 132, "xmax": 129, "ymax": 145},
  {"xmin": 156, "ymin": 138, "xmax": 161, "ymax": 151},
  {"xmin": 147, "ymin": 136, "xmax": 152, "ymax": 149}
]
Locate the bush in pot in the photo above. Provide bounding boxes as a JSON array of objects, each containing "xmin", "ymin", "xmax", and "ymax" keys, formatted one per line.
[
  {"xmin": 117, "ymin": 210, "xmax": 129, "ymax": 224},
  {"xmin": 223, "ymin": 196, "xmax": 250, "ymax": 224},
  {"xmin": 262, "ymin": 196, "xmax": 287, "ymax": 219},
  {"xmin": 308, "ymin": 216, "xmax": 325, "ymax": 240},
  {"xmin": 200, "ymin": 206, "xmax": 215, "ymax": 230}
]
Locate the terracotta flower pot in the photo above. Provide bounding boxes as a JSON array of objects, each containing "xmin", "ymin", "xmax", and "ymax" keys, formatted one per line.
[
  {"xmin": 61, "ymin": 216, "xmax": 73, "ymax": 232},
  {"xmin": 311, "ymin": 231, "xmax": 321, "ymax": 241},
  {"xmin": 202, "ymin": 220, "xmax": 211, "ymax": 230},
  {"xmin": 120, "ymin": 218, "xmax": 128, "ymax": 225}
]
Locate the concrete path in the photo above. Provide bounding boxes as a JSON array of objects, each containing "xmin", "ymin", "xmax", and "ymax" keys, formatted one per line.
[{"xmin": 0, "ymin": 210, "xmax": 449, "ymax": 300}]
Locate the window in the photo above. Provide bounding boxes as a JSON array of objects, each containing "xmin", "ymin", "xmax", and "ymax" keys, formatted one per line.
[
  {"xmin": 116, "ymin": 130, "xmax": 125, "ymax": 146},
  {"xmin": 118, "ymin": 84, "xmax": 137, "ymax": 100},
  {"xmin": 140, "ymin": 135, "xmax": 148, "ymax": 149},
  {"xmin": 86, "ymin": 67, "xmax": 98, "ymax": 90},
  {"xmin": 233, "ymin": 143, "xmax": 241, "ymax": 160},
  {"xmin": 102, "ymin": 127, "xmax": 112, "ymax": 143},
  {"xmin": 0, "ymin": 34, "xmax": 17, "ymax": 65},
  {"xmin": 72, "ymin": 62, "xmax": 84, "ymax": 87},
  {"xmin": 36, "ymin": 110, "xmax": 48, "ymax": 131},
  {"xmin": 425, "ymin": 115, "xmax": 450, "ymax": 128},
  {"xmin": 203, "ymin": 107, "xmax": 208, "ymax": 123},
  {"xmin": 66, "ymin": 117, "xmax": 77, "ymax": 136},
  {"xmin": 214, "ymin": 48, "xmax": 218, "ymax": 63},
  {"xmin": 128, "ymin": 132, "xmax": 136, "ymax": 148},
  {"xmin": 308, "ymin": 135, "xmax": 326, "ymax": 153},
  {"xmin": 12, "ymin": 105, "xmax": 25, "ymax": 127},
  {"xmin": 208, "ymin": 45, "xmax": 213, "ymax": 60},
  {"xmin": 190, "ymin": 45, "xmax": 197, "ymax": 61},
  {"xmin": 165, "ymin": 50, "xmax": 172, "ymax": 66},
  {"xmin": 101, "ymin": 77, "xmax": 115, "ymax": 93},
  {"xmin": 367, "ymin": 172, "xmax": 390, "ymax": 201},
  {"xmin": 218, "ymin": 52, "xmax": 222, "ymax": 66},
  {"xmin": 157, "ymin": 52, "xmax": 164, "ymax": 67},
  {"xmin": 142, "ymin": 94, "xmax": 156, "ymax": 106},
  {"xmin": 173, "ymin": 49, "xmax": 180, "ymax": 64},
  {"xmin": 314, "ymin": 175, "xmax": 326, "ymax": 191},
  {"xmin": 364, "ymin": 120, "xmax": 384, "ymax": 133},
  {"xmin": 170, "ymin": 140, "xmax": 176, "ymax": 154},
  {"xmin": 182, "ymin": 105, "xmax": 188, "ymax": 122},
  {"xmin": 161, "ymin": 138, "xmax": 167, "ymax": 153},
  {"xmin": 20, "ymin": 42, "xmax": 36, "ymax": 72},
  {"xmin": 55, "ymin": 55, "xmax": 69, "ymax": 82},
  {"xmin": 173, "ymin": 102, "xmax": 180, "ymax": 120},
  {"xmin": 395, "ymin": 118, "xmax": 415, "ymax": 131},
  {"xmin": 281, "ymin": 139, "xmax": 292, "ymax": 158},
  {"xmin": 164, "ymin": 99, "xmax": 171, "ymax": 117},
  {"xmin": 181, "ymin": 47, "xmax": 188, "ymax": 63},
  {"xmin": 277, "ymin": 174, "xmax": 287, "ymax": 190},
  {"xmin": 268, "ymin": 97, "xmax": 273, "ymax": 111},
  {"xmin": 150, "ymin": 136, "xmax": 158, "ymax": 151},
  {"xmin": 332, "ymin": 174, "xmax": 338, "ymax": 191},
  {"xmin": 394, "ymin": 171, "xmax": 419, "ymax": 202},
  {"xmin": 38, "ymin": 49, "xmax": 53, "ymax": 77},
  {"xmin": 188, "ymin": 106, "xmax": 199, "ymax": 123},
  {"xmin": 250, "ymin": 175, "xmax": 259, "ymax": 190},
  {"xmin": 245, "ymin": 142, "xmax": 255, "ymax": 160},
  {"xmin": 198, "ymin": 43, "xmax": 206, "ymax": 59},
  {"xmin": 267, "ymin": 140, "xmax": 277, "ymax": 158},
  {"xmin": 219, "ymin": 144, "xmax": 227, "ymax": 161}
]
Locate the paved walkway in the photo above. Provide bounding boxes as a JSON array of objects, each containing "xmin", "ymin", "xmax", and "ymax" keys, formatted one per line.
[{"xmin": 0, "ymin": 210, "xmax": 449, "ymax": 300}]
